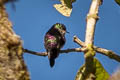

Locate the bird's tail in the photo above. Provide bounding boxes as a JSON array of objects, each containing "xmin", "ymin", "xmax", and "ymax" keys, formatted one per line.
[
  {"xmin": 48, "ymin": 51, "xmax": 55, "ymax": 67},
  {"xmin": 48, "ymin": 49, "xmax": 58, "ymax": 67},
  {"xmin": 49, "ymin": 58, "xmax": 55, "ymax": 67}
]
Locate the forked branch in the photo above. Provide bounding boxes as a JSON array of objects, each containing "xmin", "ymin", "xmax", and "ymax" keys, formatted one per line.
[{"xmin": 74, "ymin": 36, "xmax": 120, "ymax": 62}]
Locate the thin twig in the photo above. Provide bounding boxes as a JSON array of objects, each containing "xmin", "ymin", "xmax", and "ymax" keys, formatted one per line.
[
  {"xmin": 23, "ymin": 48, "xmax": 86, "ymax": 57},
  {"xmin": 73, "ymin": 35, "xmax": 84, "ymax": 47},
  {"xmin": 23, "ymin": 49, "xmax": 48, "ymax": 57},
  {"xmin": 60, "ymin": 48, "xmax": 87, "ymax": 53},
  {"xmin": 94, "ymin": 47, "xmax": 120, "ymax": 62}
]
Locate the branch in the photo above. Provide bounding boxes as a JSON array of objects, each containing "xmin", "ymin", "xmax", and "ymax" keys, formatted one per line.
[
  {"xmin": 23, "ymin": 36, "xmax": 120, "ymax": 62},
  {"xmin": 94, "ymin": 47, "xmax": 120, "ymax": 62},
  {"xmin": 73, "ymin": 35, "xmax": 85, "ymax": 47},
  {"xmin": 60, "ymin": 48, "xmax": 86, "ymax": 53},
  {"xmin": 85, "ymin": 0, "xmax": 101, "ymax": 45},
  {"xmin": 24, "ymin": 36, "xmax": 120, "ymax": 62},
  {"xmin": 23, "ymin": 49, "xmax": 48, "ymax": 56},
  {"xmin": 23, "ymin": 48, "xmax": 86, "ymax": 56},
  {"xmin": 74, "ymin": 36, "xmax": 120, "ymax": 62}
]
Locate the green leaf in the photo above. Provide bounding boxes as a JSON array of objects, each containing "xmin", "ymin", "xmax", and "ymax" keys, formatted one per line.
[
  {"xmin": 63, "ymin": 0, "xmax": 76, "ymax": 8},
  {"xmin": 94, "ymin": 58, "xmax": 109, "ymax": 80},
  {"xmin": 75, "ymin": 58, "xmax": 109, "ymax": 80},
  {"xmin": 75, "ymin": 64, "xmax": 86, "ymax": 80},
  {"xmin": 115, "ymin": 0, "xmax": 120, "ymax": 6}
]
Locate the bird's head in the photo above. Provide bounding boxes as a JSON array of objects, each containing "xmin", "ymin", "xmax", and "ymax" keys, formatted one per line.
[{"xmin": 54, "ymin": 23, "xmax": 69, "ymax": 36}]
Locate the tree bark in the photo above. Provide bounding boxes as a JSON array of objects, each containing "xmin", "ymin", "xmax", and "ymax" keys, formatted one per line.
[
  {"xmin": 81, "ymin": 0, "xmax": 102, "ymax": 79},
  {"xmin": 0, "ymin": 5, "xmax": 30, "ymax": 80}
]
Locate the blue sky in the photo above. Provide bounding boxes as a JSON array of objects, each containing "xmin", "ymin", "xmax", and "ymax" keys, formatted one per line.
[{"xmin": 6, "ymin": 0, "xmax": 120, "ymax": 80}]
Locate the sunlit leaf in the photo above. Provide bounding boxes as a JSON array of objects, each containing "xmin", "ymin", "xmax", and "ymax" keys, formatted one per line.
[
  {"xmin": 53, "ymin": 4, "xmax": 72, "ymax": 17},
  {"xmin": 53, "ymin": 0, "xmax": 76, "ymax": 17},
  {"xmin": 75, "ymin": 58, "xmax": 109, "ymax": 80},
  {"xmin": 115, "ymin": 0, "xmax": 120, "ymax": 6},
  {"xmin": 75, "ymin": 65, "xmax": 85, "ymax": 80}
]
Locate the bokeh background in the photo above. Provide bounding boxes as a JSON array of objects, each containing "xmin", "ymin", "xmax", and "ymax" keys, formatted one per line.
[{"xmin": 6, "ymin": 0, "xmax": 120, "ymax": 80}]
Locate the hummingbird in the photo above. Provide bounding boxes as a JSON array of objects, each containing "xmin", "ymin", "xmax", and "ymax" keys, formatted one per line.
[{"xmin": 44, "ymin": 23, "xmax": 68, "ymax": 67}]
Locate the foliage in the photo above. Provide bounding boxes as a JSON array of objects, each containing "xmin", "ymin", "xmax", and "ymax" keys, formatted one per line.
[
  {"xmin": 75, "ymin": 58, "xmax": 109, "ymax": 80},
  {"xmin": 115, "ymin": 0, "xmax": 120, "ymax": 6},
  {"xmin": 53, "ymin": 0, "xmax": 76, "ymax": 17}
]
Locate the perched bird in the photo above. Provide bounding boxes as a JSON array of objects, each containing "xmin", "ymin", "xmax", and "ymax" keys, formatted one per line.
[{"xmin": 44, "ymin": 23, "xmax": 68, "ymax": 67}]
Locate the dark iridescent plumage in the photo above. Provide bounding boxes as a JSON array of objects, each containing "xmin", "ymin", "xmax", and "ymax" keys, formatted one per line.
[{"xmin": 44, "ymin": 23, "xmax": 67, "ymax": 67}]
